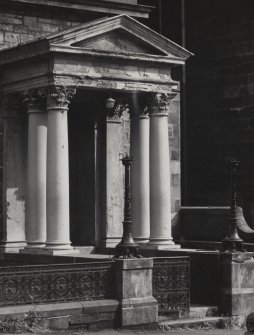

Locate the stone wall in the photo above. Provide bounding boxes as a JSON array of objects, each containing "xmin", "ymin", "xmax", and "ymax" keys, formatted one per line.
[
  {"xmin": 0, "ymin": 3, "xmax": 109, "ymax": 51},
  {"xmin": 169, "ymin": 92, "xmax": 181, "ymax": 236},
  {"xmin": 185, "ymin": 0, "xmax": 254, "ymax": 215}
]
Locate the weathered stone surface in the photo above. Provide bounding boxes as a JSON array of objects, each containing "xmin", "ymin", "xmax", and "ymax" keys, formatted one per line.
[
  {"xmin": 121, "ymin": 297, "xmax": 158, "ymax": 327},
  {"xmin": 1, "ymin": 95, "xmax": 26, "ymax": 251},
  {"xmin": 220, "ymin": 252, "xmax": 254, "ymax": 317},
  {"xmin": 0, "ymin": 6, "xmax": 189, "ymax": 251},
  {"xmin": 115, "ymin": 258, "xmax": 158, "ymax": 326}
]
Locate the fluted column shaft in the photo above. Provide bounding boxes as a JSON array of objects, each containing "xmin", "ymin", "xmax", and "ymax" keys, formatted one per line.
[
  {"xmin": 24, "ymin": 90, "xmax": 47, "ymax": 248},
  {"xmin": 148, "ymin": 93, "xmax": 175, "ymax": 246},
  {"xmin": 130, "ymin": 94, "xmax": 150, "ymax": 243},
  {"xmin": 45, "ymin": 86, "xmax": 76, "ymax": 250}
]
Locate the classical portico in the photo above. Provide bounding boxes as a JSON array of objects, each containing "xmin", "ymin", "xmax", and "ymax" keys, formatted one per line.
[{"xmin": 0, "ymin": 15, "xmax": 192, "ymax": 252}]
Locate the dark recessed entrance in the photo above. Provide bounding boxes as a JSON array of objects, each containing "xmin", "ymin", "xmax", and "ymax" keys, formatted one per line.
[{"xmin": 68, "ymin": 92, "xmax": 97, "ymax": 246}]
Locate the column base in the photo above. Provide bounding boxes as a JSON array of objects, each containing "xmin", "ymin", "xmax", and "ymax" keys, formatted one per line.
[
  {"xmin": 20, "ymin": 248, "xmax": 80, "ymax": 256},
  {"xmin": 143, "ymin": 243, "xmax": 181, "ymax": 250},
  {"xmin": 148, "ymin": 237, "xmax": 175, "ymax": 245},
  {"xmin": 24, "ymin": 243, "xmax": 46, "ymax": 249},
  {"xmin": 134, "ymin": 237, "xmax": 150, "ymax": 244},
  {"xmin": 0, "ymin": 241, "xmax": 27, "ymax": 253},
  {"xmin": 44, "ymin": 242, "xmax": 73, "ymax": 250},
  {"xmin": 100, "ymin": 237, "xmax": 122, "ymax": 248}
]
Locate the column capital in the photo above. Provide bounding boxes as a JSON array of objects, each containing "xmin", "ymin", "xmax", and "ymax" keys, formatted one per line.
[
  {"xmin": 47, "ymin": 86, "xmax": 77, "ymax": 110},
  {"xmin": 129, "ymin": 93, "xmax": 148, "ymax": 118},
  {"xmin": 23, "ymin": 88, "xmax": 47, "ymax": 112},
  {"xmin": 106, "ymin": 100, "xmax": 128, "ymax": 122},
  {"xmin": 148, "ymin": 92, "xmax": 176, "ymax": 116}
]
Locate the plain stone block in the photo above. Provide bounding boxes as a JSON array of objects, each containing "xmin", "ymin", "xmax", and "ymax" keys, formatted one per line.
[
  {"xmin": 121, "ymin": 297, "xmax": 158, "ymax": 326},
  {"xmin": 115, "ymin": 258, "xmax": 158, "ymax": 327},
  {"xmin": 220, "ymin": 252, "xmax": 254, "ymax": 316}
]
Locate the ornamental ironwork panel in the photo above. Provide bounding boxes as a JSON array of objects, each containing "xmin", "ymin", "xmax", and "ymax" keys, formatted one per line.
[
  {"xmin": 0, "ymin": 261, "xmax": 114, "ymax": 306},
  {"xmin": 153, "ymin": 257, "xmax": 190, "ymax": 314}
]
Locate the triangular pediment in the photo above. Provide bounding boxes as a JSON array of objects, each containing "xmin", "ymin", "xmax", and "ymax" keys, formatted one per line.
[
  {"xmin": 47, "ymin": 15, "xmax": 193, "ymax": 60},
  {"xmin": 71, "ymin": 28, "xmax": 164, "ymax": 55}
]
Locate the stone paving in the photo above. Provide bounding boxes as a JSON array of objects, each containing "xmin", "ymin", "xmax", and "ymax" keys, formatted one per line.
[
  {"xmin": 48, "ymin": 331, "xmax": 248, "ymax": 335},
  {"xmin": 3, "ymin": 328, "xmax": 249, "ymax": 335}
]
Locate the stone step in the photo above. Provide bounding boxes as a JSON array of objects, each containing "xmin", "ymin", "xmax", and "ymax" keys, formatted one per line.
[
  {"xmin": 159, "ymin": 316, "xmax": 230, "ymax": 330},
  {"xmin": 189, "ymin": 304, "xmax": 218, "ymax": 318}
]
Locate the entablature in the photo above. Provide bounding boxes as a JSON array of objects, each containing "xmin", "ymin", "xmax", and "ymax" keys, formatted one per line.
[{"xmin": 0, "ymin": 14, "xmax": 193, "ymax": 95}]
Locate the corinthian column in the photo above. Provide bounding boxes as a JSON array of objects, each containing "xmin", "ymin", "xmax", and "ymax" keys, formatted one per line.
[
  {"xmin": 148, "ymin": 93, "xmax": 176, "ymax": 247},
  {"xmin": 45, "ymin": 86, "xmax": 76, "ymax": 250},
  {"xmin": 24, "ymin": 89, "xmax": 47, "ymax": 248},
  {"xmin": 130, "ymin": 93, "xmax": 150, "ymax": 243}
]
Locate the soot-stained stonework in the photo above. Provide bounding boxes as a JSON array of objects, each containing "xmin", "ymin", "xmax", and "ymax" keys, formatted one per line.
[
  {"xmin": 0, "ymin": 261, "xmax": 114, "ymax": 305},
  {"xmin": 153, "ymin": 257, "xmax": 190, "ymax": 315}
]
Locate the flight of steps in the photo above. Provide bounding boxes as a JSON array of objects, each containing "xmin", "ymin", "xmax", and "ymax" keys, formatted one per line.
[{"xmin": 158, "ymin": 305, "xmax": 232, "ymax": 330}]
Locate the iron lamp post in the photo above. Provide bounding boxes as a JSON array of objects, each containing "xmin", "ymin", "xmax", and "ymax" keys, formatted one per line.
[
  {"xmin": 222, "ymin": 157, "xmax": 244, "ymax": 252},
  {"xmin": 115, "ymin": 155, "xmax": 141, "ymax": 258}
]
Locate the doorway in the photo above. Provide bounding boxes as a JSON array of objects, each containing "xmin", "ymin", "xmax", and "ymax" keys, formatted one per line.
[{"xmin": 68, "ymin": 95, "xmax": 96, "ymax": 246}]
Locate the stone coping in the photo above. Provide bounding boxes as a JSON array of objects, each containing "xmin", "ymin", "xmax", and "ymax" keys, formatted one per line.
[{"xmin": 3, "ymin": 0, "xmax": 153, "ymax": 18}]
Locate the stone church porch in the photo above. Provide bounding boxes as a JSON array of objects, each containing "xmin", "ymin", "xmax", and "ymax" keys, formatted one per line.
[{"xmin": 0, "ymin": 14, "xmax": 191, "ymax": 253}]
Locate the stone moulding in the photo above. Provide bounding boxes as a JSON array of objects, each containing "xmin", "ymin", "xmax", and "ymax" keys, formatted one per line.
[
  {"xmin": 3, "ymin": 0, "xmax": 153, "ymax": 18},
  {"xmin": 0, "ymin": 14, "xmax": 192, "ymax": 94}
]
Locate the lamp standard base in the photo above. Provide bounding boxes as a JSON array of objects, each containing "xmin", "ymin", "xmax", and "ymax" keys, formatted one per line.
[{"xmin": 114, "ymin": 244, "xmax": 142, "ymax": 259}]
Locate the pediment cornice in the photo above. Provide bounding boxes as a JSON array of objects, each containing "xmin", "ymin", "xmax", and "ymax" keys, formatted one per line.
[{"xmin": 47, "ymin": 15, "xmax": 193, "ymax": 59}]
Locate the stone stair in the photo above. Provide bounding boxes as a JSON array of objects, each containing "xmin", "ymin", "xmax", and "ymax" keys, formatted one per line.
[{"xmin": 158, "ymin": 305, "xmax": 233, "ymax": 330}]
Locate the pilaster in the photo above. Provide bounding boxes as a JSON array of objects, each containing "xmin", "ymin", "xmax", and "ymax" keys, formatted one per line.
[
  {"xmin": 0, "ymin": 93, "xmax": 26, "ymax": 251},
  {"xmin": 100, "ymin": 100, "xmax": 126, "ymax": 247}
]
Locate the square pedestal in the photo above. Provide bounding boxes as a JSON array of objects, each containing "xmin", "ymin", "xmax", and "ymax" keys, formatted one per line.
[
  {"xmin": 220, "ymin": 252, "xmax": 254, "ymax": 316},
  {"xmin": 115, "ymin": 258, "xmax": 158, "ymax": 327}
]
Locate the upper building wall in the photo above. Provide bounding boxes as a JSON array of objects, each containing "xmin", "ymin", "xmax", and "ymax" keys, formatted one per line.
[
  {"xmin": 0, "ymin": 0, "xmax": 151, "ymax": 50},
  {"xmin": 185, "ymin": 0, "xmax": 254, "ymax": 213}
]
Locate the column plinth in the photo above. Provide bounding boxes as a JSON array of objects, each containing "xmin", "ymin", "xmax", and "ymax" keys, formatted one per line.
[
  {"xmin": 24, "ymin": 90, "xmax": 47, "ymax": 249},
  {"xmin": 45, "ymin": 86, "xmax": 76, "ymax": 250},
  {"xmin": 130, "ymin": 94, "xmax": 150, "ymax": 244},
  {"xmin": 148, "ymin": 93, "xmax": 176, "ymax": 247}
]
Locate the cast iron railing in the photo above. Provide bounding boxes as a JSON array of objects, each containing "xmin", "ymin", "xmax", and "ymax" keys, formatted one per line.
[
  {"xmin": 0, "ymin": 257, "xmax": 190, "ymax": 313},
  {"xmin": 153, "ymin": 257, "xmax": 190, "ymax": 315},
  {"xmin": 0, "ymin": 261, "xmax": 114, "ymax": 306}
]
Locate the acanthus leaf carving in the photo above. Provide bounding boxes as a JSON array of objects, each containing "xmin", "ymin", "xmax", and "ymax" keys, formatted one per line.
[
  {"xmin": 23, "ymin": 88, "xmax": 47, "ymax": 110},
  {"xmin": 148, "ymin": 92, "xmax": 176, "ymax": 115},
  {"xmin": 47, "ymin": 86, "xmax": 77, "ymax": 109},
  {"xmin": 106, "ymin": 100, "xmax": 129, "ymax": 121}
]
